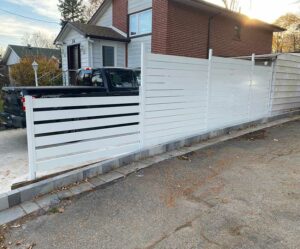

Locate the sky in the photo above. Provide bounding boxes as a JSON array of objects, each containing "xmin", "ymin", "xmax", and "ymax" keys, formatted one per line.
[{"xmin": 0, "ymin": 0, "xmax": 299, "ymax": 49}]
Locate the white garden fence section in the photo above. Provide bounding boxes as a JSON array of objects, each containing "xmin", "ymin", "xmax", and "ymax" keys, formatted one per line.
[
  {"xmin": 25, "ymin": 48, "xmax": 276, "ymax": 179},
  {"xmin": 25, "ymin": 95, "xmax": 141, "ymax": 179},
  {"xmin": 141, "ymin": 50, "xmax": 272, "ymax": 147}
]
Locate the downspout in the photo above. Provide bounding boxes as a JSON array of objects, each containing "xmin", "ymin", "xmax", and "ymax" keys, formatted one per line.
[
  {"xmin": 206, "ymin": 12, "xmax": 221, "ymax": 59},
  {"xmin": 206, "ymin": 16, "xmax": 213, "ymax": 59}
]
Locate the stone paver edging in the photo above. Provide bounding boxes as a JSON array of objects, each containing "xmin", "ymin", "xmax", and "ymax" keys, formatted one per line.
[{"xmin": 0, "ymin": 112, "xmax": 299, "ymax": 225}]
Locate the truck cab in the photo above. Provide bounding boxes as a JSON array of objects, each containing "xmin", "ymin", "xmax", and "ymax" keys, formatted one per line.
[{"xmin": 0, "ymin": 68, "xmax": 140, "ymax": 128}]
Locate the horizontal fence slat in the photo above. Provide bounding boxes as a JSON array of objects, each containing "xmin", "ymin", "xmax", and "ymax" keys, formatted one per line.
[
  {"xmin": 36, "ymin": 134, "xmax": 140, "ymax": 160},
  {"xmin": 145, "ymin": 118, "xmax": 205, "ymax": 132},
  {"xmin": 145, "ymin": 102, "xmax": 206, "ymax": 111},
  {"xmin": 34, "ymin": 106, "xmax": 140, "ymax": 122},
  {"xmin": 34, "ymin": 115, "xmax": 139, "ymax": 134},
  {"xmin": 145, "ymin": 113, "xmax": 205, "ymax": 126},
  {"xmin": 32, "ymin": 96, "xmax": 139, "ymax": 108},
  {"xmin": 36, "ymin": 143, "xmax": 140, "ymax": 172},
  {"xmin": 35, "ymin": 125, "xmax": 140, "ymax": 147}
]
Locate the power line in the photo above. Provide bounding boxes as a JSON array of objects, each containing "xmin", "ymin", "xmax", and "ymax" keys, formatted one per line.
[{"xmin": 0, "ymin": 8, "xmax": 60, "ymax": 24}]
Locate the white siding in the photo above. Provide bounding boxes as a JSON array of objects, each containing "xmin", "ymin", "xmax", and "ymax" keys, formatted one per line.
[
  {"xmin": 128, "ymin": 0, "xmax": 152, "ymax": 14},
  {"xmin": 271, "ymin": 54, "xmax": 300, "ymax": 116},
  {"xmin": 6, "ymin": 50, "xmax": 20, "ymax": 66},
  {"xmin": 95, "ymin": 3, "xmax": 113, "ymax": 27},
  {"xmin": 92, "ymin": 40, "xmax": 126, "ymax": 68},
  {"xmin": 128, "ymin": 35, "xmax": 151, "ymax": 68}
]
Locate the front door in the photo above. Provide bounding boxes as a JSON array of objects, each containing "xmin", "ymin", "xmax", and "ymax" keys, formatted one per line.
[
  {"xmin": 68, "ymin": 44, "xmax": 81, "ymax": 85},
  {"xmin": 102, "ymin": 46, "xmax": 115, "ymax": 67}
]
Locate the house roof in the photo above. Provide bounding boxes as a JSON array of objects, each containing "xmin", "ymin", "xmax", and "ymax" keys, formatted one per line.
[
  {"xmin": 1, "ymin": 45, "xmax": 61, "ymax": 64},
  {"xmin": 54, "ymin": 22, "xmax": 129, "ymax": 44}
]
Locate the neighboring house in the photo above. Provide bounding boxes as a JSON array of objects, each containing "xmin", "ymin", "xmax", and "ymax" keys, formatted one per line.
[
  {"xmin": 54, "ymin": 0, "xmax": 284, "ymax": 85},
  {"xmin": 2, "ymin": 45, "xmax": 61, "ymax": 84}
]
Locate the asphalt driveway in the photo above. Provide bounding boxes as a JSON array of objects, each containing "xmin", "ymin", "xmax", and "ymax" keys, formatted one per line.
[
  {"xmin": 1, "ymin": 120, "xmax": 300, "ymax": 249},
  {"xmin": 0, "ymin": 129, "xmax": 28, "ymax": 193}
]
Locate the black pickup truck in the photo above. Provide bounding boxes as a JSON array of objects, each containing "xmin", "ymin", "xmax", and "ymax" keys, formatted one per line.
[{"xmin": 1, "ymin": 68, "xmax": 140, "ymax": 128}]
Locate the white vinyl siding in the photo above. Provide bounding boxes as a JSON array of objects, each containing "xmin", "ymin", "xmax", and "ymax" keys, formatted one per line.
[
  {"xmin": 128, "ymin": 0, "xmax": 152, "ymax": 14},
  {"xmin": 92, "ymin": 40, "xmax": 126, "ymax": 68},
  {"xmin": 271, "ymin": 53, "xmax": 300, "ymax": 116},
  {"xmin": 128, "ymin": 35, "xmax": 151, "ymax": 68},
  {"xmin": 96, "ymin": 3, "xmax": 113, "ymax": 27},
  {"xmin": 6, "ymin": 50, "xmax": 20, "ymax": 66}
]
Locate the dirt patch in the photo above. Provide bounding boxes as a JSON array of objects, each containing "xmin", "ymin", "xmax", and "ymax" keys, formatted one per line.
[{"xmin": 240, "ymin": 130, "xmax": 267, "ymax": 141}]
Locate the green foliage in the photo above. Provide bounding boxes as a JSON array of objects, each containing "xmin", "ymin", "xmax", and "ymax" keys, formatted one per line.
[
  {"xmin": 10, "ymin": 56, "xmax": 62, "ymax": 86},
  {"xmin": 58, "ymin": 0, "xmax": 86, "ymax": 25}
]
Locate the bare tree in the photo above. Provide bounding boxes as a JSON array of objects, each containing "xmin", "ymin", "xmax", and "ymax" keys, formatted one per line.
[
  {"xmin": 84, "ymin": 0, "xmax": 104, "ymax": 21},
  {"xmin": 22, "ymin": 32, "xmax": 56, "ymax": 49},
  {"xmin": 222, "ymin": 0, "xmax": 241, "ymax": 12},
  {"xmin": 273, "ymin": 13, "xmax": 300, "ymax": 53}
]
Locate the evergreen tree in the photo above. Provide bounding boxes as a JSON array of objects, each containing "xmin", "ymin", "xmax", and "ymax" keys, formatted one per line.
[{"xmin": 58, "ymin": 0, "xmax": 86, "ymax": 26}]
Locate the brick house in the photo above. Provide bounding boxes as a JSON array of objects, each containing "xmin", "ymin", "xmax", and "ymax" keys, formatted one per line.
[{"xmin": 54, "ymin": 0, "xmax": 284, "ymax": 85}]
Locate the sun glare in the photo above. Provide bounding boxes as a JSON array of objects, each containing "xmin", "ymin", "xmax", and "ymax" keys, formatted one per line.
[{"xmin": 208, "ymin": 0, "xmax": 298, "ymax": 23}]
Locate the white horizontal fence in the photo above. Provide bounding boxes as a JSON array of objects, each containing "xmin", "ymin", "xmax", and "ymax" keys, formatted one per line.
[
  {"xmin": 25, "ymin": 48, "xmax": 275, "ymax": 179},
  {"xmin": 25, "ymin": 95, "xmax": 141, "ymax": 179},
  {"xmin": 141, "ymin": 49, "xmax": 273, "ymax": 147}
]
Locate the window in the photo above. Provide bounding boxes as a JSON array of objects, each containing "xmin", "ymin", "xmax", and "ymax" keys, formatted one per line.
[
  {"xmin": 106, "ymin": 69, "xmax": 138, "ymax": 88},
  {"xmin": 102, "ymin": 46, "xmax": 115, "ymax": 67},
  {"xmin": 234, "ymin": 25, "xmax": 241, "ymax": 40},
  {"xmin": 129, "ymin": 9, "xmax": 152, "ymax": 37}
]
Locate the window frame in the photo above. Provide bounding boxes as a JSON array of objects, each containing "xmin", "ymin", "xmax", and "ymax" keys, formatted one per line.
[{"xmin": 129, "ymin": 8, "xmax": 152, "ymax": 38}]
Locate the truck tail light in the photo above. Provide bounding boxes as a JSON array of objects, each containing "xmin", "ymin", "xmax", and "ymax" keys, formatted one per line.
[{"xmin": 21, "ymin": 97, "xmax": 26, "ymax": 111}]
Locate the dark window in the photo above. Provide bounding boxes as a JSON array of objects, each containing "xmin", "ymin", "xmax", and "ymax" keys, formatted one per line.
[
  {"xmin": 102, "ymin": 46, "xmax": 115, "ymax": 67},
  {"xmin": 106, "ymin": 69, "xmax": 138, "ymax": 88},
  {"xmin": 234, "ymin": 25, "xmax": 241, "ymax": 40}
]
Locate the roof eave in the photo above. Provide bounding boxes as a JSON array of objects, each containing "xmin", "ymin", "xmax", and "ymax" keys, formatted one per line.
[
  {"xmin": 86, "ymin": 34, "xmax": 130, "ymax": 43},
  {"xmin": 172, "ymin": 0, "xmax": 285, "ymax": 32}
]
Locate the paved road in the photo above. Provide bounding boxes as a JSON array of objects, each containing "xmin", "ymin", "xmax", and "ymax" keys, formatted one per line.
[{"xmin": 2, "ymin": 120, "xmax": 300, "ymax": 249}]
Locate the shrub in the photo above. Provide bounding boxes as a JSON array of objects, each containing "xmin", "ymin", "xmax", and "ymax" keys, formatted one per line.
[{"xmin": 10, "ymin": 56, "xmax": 62, "ymax": 86}]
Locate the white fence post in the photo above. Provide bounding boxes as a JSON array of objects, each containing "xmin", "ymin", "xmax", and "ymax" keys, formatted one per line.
[
  {"xmin": 268, "ymin": 60, "xmax": 277, "ymax": 117},
  {"xmin": 205, "ymin": 49, "xmax": 213, "ymax": 131},
  {"xmin": 25, "ymin": 96, "xmax": 37, "ymax": 180},
  {"xmin": 248, "ymin": 53, "xmax": 255, "ymax": 121},
  {"xmin": 139, "ymin": 43, "xmax": 146, "ymax": 150}
]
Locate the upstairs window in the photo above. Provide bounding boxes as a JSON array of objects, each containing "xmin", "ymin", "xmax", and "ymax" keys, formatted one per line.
[
  {"xmin": 234, "ymin": 25, "xmax": 241, "ymax": 40},
  {"xmin": 129, "ymin": 9, "xmax": 152, "ymax": 37}
]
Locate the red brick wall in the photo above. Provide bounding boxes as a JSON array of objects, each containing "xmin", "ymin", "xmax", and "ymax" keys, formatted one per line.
[
  {"xmin": 152, "ymin": 0, "xmax": 273, "ymax": 58},
  {"xmin": 152, "ymin": 0, "xmax": 169, "ymax": 54},
  {"xmin": 113, "ymin": 0, "xmax": 128, "ymax": 33},
  {"xmin": 210, "ymin": 15, "xmax": 273, "ymax": 56},
  {"xmin": 166, "ymin": 1, "xmax": 209, "ymax": 58}
]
